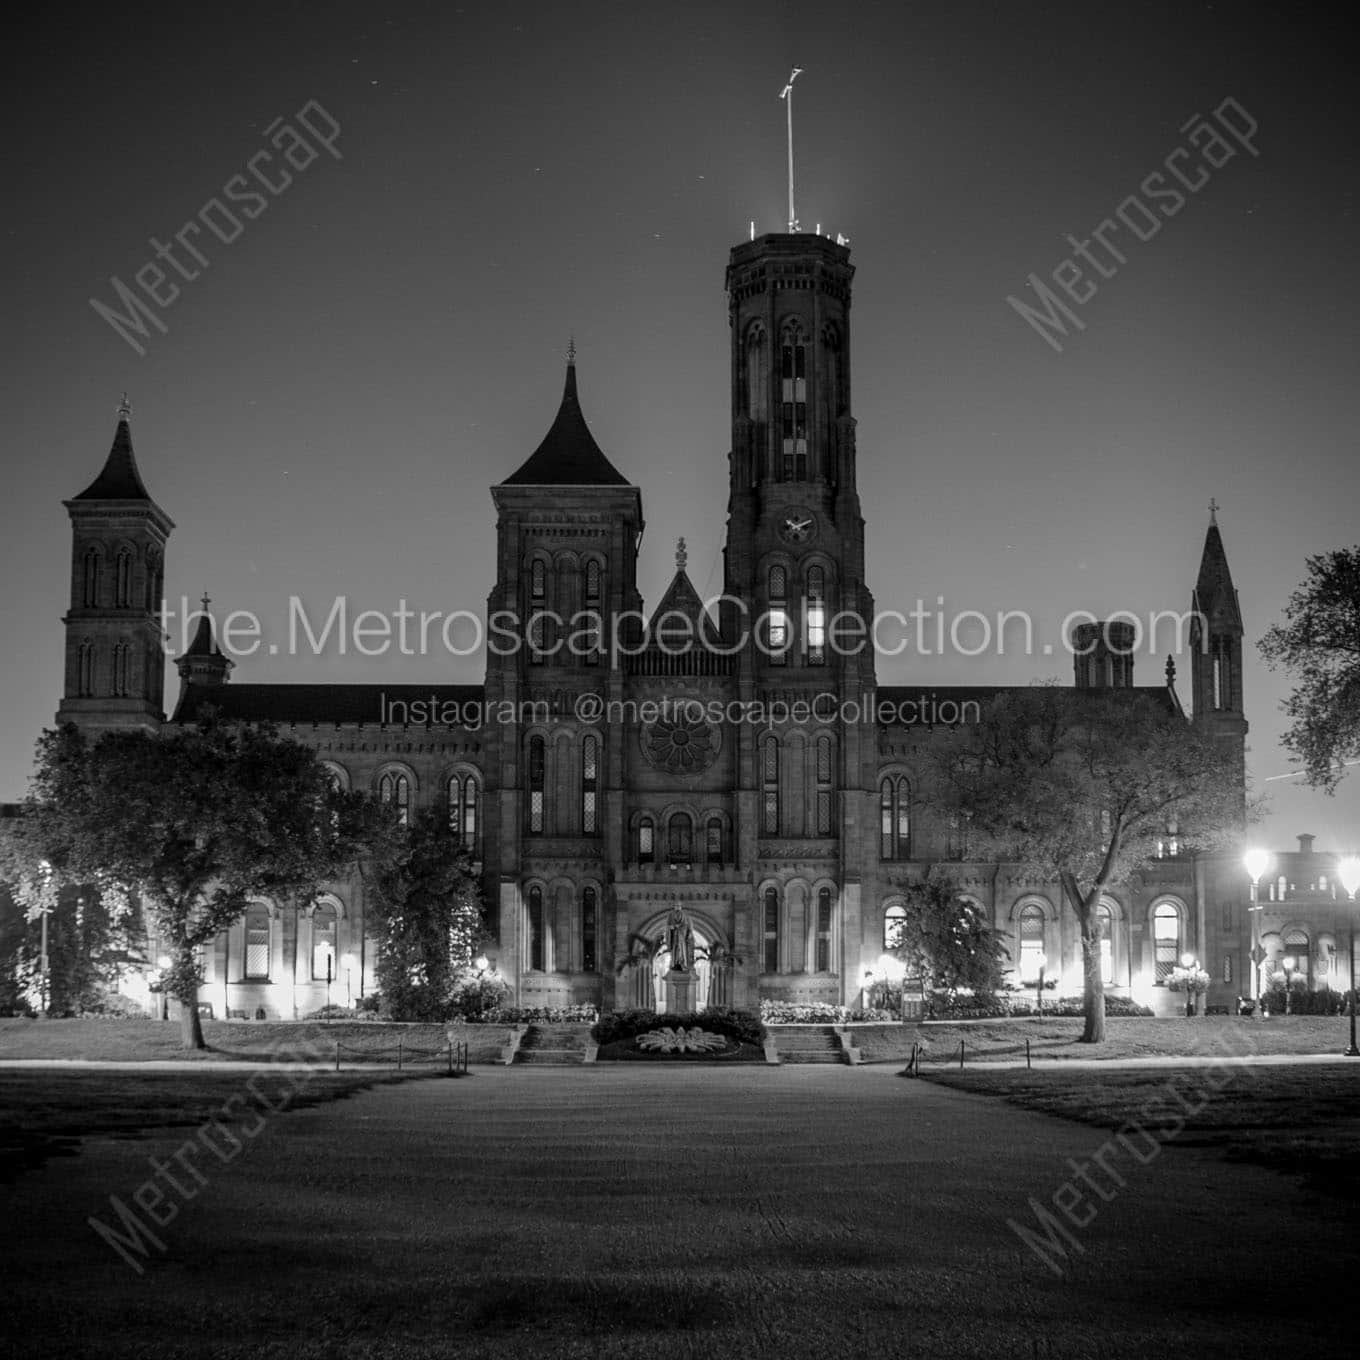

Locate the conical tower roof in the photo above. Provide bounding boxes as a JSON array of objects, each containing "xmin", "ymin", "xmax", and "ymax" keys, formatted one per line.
[
  {"xmin": 72, "ymin": 397, "xmax": 153, "ymax": 501},
  {"xmin": 501, "ymin": 359, "xmax": 629, "ymax": 487}
]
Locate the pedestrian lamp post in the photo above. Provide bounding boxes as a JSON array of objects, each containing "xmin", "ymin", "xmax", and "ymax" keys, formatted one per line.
[
  {"xmin": 341, "ymin": 952, "xmax": 356, "ymax": 1008},
  {"xmin": 1337, "ymin": 856, "xmax": 1360, "ymax": 1058},
  {"xmin": 325, "ymin": 952, "xmax": 333, "ymax": 1014},
  {"xmin": 1281, "ymin": 958, "xmax": 1296, "ymax": 1015},
  {"xmin": 878, "ymin": 953, "xmax": 907, "ymax": 1021},
  {"xmin": 1173, "ymin": 952, "xmax": 1204, "ymax": 1018},
  {"xmin": 1243, "ymin": 848, "xmax": 1271, "ymax": 1016},
  {"xmin": 1035, "ymin": 953, "xmax": 1047, "ymax": 1016},
  {"xmin": 157, "ymin": 954, "xmax": 171, "ymax": 1021}
]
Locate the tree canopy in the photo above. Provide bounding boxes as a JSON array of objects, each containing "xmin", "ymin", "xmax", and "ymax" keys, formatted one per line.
[
  {"xmin": 1259, "ymin": 546, "xmax": 1360, "ymax": 792},
  {"xmin": 928, "ymin": 684, "xmax": 1246, "ymax": 1042}
]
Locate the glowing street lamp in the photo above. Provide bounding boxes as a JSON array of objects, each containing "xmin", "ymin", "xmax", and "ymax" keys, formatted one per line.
[
  {"xmin": 1337, "ymin": 856, "xmax": 1360, "ymax": 1058},
  {"xmin": 1174, "ymin": 951, "xmax": 1205, "ymax": 1019},
  {"xmin": 878, "ymin": 953, "xmax": 907, "ymax": 1021},
  {"xmin": 1243, "ymin": 848, "xmax": 1272, "ymax": 1015}
]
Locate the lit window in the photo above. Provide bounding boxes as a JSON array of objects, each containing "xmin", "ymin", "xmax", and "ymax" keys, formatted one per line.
[
  {"xmin": 1152, "ymin": 903, "xmax": 1181, "ymax": 982},
  {"xmin": 806, "ymin": 566, "xmax": 825, "ymax": 664},
  {"xmin": 884, "ymin": 903, "xmax": 907, "ymax": 951},
  {"xmin": 780, "ymin": 326, "xmax": 808, "ymax": 480},
  {"xmin": 1019, "ymin": 904, "xmax": 1046, "ymax": 983},
  {"xmin": 448, "ymin": 775, "xmax": 479, "ymax": 855},
  {"xmin": 378, "ymin": 772, "xmax": 410, "ymax": 826},
  {"xmin": 312, "ymin": 903, "xmax": 337, "ymax": 980},
  {"xmin": 528, "ymin": 738, "xmax": 545, "ymax": 835},
  {"xmin": 638, "ymin": 817, "xmax": 654, "ymax": 865},
  {"xmin": 880, "ymin": 778, "xmax": 910, "ymax": 860},
  {"xmin": 245, "ymin": 904, "xmax": 270, "ymax": 979}
]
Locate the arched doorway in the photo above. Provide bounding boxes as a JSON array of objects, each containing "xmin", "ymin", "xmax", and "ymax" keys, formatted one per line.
[{"xmin": 624, "ymin": 909, "xmax": 731, "ymax": 1013}]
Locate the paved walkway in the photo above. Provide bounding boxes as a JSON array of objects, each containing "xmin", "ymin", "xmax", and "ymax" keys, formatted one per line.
[{"xmin": 0, "ymin": 1064, "xmax": 1349, "ymax": 1358}]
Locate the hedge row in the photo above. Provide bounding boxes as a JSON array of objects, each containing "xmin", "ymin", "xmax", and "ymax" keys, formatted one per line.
[{"xmin": 591, "ymin": 1008, "xmax": 766, "ymax": 1047}]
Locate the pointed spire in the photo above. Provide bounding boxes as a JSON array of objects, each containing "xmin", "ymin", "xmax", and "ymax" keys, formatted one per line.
[
  {"xmin": 1193, "ymin": 511, "xmax": 1243, "ymax": 631},
  {"xmin": 1208, "ymin": 496, "xmax": 1219, "ymax": 526},
  {"xmin": 72, "ymin": 396, "xmax": 153, "ymax": 501},
  {"xmin": 500, "ymin": 357, "xmax": 630, "ymax": 487},
  {"xmin": 183, "ymin": 595, "xmax": 225, "ymax": 660},
  {"xmin": 676, "ymin": 537, "xmax": 687, "ymax": 572}
]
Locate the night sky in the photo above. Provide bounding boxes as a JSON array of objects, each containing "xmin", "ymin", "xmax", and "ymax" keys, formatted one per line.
[{"xmin": 2, "ymin": 1, "xmax": 1357, "ymax": 847}]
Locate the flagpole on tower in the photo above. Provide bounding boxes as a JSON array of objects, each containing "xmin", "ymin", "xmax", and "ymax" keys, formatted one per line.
[{"xmin": 780, "ymin": 67, "xmax": 803, "ymax": 233}]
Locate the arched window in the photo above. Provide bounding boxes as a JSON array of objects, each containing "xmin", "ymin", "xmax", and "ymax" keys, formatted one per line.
[
  {"xmin": 780, "ymin": 323, "xmax": 808, "ymax": 480},
  {"xmin": 880, "ymin": 778, "xmax": 910, "ymax": 860},
  {"xmin": 761, "ymin": 737, "xmax": 779, "ymax": 834},
  {"xmin": 767, "ymin": 566, "xmax": 788, "ymax": 665},
  {"xmin": 763, "ymin": 887, "xmax": 780, "ymax": 973},
  {"xmin": 527, "ymin": 737, "xmax": 545, "ymax": 835},
  {"xmin": 815, "ymin": 735, "xmax": 833, "ymax": 836},
  {"xmin": 706, "ymin": 817, "xmax": 724, "ymax": 866},
  {"xmin": 745, "ymin": 323, "xmax": 766, "ymax": 422},
  {"xmin": 585, "ymin": 559, "xmax": 601, "ymax": 604},
  {"xmin": 527, "ymin": 886, "xmax": 544, "ymax": 972},
  {"xmin": 114, "ymin": 549, "xmax": 133, "ymax": 608},
  {"xmin": 1152, "ymin": 902, "xmax": 1182, "ymax": 982},
  {"xmin": 581, "ymin": 887, "xmax": 598, "ymax": 972},
  {"xmin": 668, "ymin": 813, "xmax": 693, "ymax": 865},
  {"xmin": 447, "ymin": 774, "xmax": 479, "ymax": 855},
  {"xmin": 1282, "ymin": 928, "xmax": 1310, "ymax": 985},
  {"xmin": 378, "ymin": 772, "xmax": 410, "ymax": 826},
  {"xmin": 82, "ymin": 548, "xmax": 100, "ymax": 608},
  {"xmin": 806, "ymin": 565, "xmax": 826, "ymax": 665},
  {"xmin": 312, "ymin": 903, "xmax": 337, "ymax": 980},
  {"xmin": 111, "ymin": 643, "xmax": 130, "ymax": 698},
  {"xmin": 638, "ymin": 816, "xmax": 654, "ymax": 865},
  {"xmin": 816, "ymin": 887, "xmax": 833, "ymax": 971},
  {"xmin": 1097, "ymin": 902, "xmax": 1115, "ymax": 986},
  {"xmin": 77, "ymin": 640, "xmax": 96, "ymax": 696},
  {"xmin": 530, "ymin": 558, "xmax": 546, "ymax": 601},
  {"xmin": 581, "ymin": 737, "xmax": 598, "ymax": 835},
  {"xmin": 884, "ymin": 903, "xmax": 907, "ymax": 951},
  {"xmin": 1019, "ymin": 904, "xmax": 1046, "ymax": 983},
  {"xmin": 244, "ymin": 904, "xmax": 271, "ymax": 979},
  {"xmin": 582, "ymin": 561, "xmax": 602, "ymax": 665}
]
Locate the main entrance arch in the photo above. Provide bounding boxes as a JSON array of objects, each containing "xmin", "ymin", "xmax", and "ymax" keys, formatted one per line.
[{"xmin": 619, "ymin": 907, "xmax": 733, "ymax": 1013}]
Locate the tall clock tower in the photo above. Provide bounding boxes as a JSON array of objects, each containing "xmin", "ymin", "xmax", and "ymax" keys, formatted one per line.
[{"xmin": 722, "ymin": 233, "xmax": 878, "ymax": 997}]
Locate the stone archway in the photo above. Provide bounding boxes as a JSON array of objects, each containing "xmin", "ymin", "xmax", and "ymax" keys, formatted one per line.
[{"xmin": 626, "ymin": 907, "xmax": 732, "ymax": 1014}]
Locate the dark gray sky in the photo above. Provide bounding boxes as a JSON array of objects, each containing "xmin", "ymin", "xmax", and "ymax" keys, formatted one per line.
[{"xmin": 2, "ymin": 1, "xmax": 1357, "ymax": 849}]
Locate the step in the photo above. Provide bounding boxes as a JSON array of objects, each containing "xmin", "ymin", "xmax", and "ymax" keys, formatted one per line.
[{"xmin": 514, "ymin": 1048, "xmax": 586, "ymax": 1065}]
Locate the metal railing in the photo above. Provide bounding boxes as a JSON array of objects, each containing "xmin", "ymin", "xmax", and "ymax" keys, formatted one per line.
[{"xmin": 334, "ymin": 1039, "xmax": 470, "ymax": 1074}]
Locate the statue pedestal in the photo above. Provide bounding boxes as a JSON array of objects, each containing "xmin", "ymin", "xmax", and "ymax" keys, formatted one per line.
[{"xmin": 665, "ymin": 968, "xmax": 699, "ymax": 1014}]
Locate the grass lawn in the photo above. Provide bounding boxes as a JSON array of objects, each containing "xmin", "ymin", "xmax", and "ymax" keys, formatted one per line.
[
  {"xmin": 0, "ymin": 1068, "xmax": 433, "ymax": 1183},
  {"xmin": 0, "ymin": 1016, "xmax": 511, "ymax": 1064},
  {"xmin": 850, "ymin": 1013, "xmax": 1356, "ymax": 1064},
  {"xmin": 924, "ymin": 1063, "xmax": 1360, "ymax": 1199}
]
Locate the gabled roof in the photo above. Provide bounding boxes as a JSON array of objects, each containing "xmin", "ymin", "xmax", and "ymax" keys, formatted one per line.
[
  {"xmin": 646, "ymin": 555, "xmax": 719, "ymax": 649},
  {"xmin": 72, "ymin": 410, "xmax": 153, "ymax": 501},
  {"xmin": 500, "ymin": 361, "xmax": 630, "ymax": 487}
]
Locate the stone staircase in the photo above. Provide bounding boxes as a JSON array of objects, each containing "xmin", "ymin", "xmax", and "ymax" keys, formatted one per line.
[
  {"xmin": 771, "ymin": 1025, "xmax": 847, "ymax": 1064},
  {"xmin": 513, "ymin": 1023, "xmax": 594, "ymax": 1066}
]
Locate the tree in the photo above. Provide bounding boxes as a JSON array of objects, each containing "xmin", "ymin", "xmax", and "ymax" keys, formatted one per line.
[
  {"xmin": 368, "ymin": 804, "xmax": 485, "ymax": 1021},
  {"xmin": 889, "ymin": 873, "xmax": 1008, "ymax": 1012},
  {"xmin": 1259, "ymin": 547, "xmax": 1360, "ymax": 792},
  {"xmin": 930, "ymin": 684, "xmax": 1246, "ymax": 1043},
  {"xmin": 1, "ymin": 718, "xmax": 388, "ymax": 1049}
]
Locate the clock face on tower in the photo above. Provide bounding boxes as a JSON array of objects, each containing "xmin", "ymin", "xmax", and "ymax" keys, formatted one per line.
[{"xmin": 778, "ymin": 509, "xmax": 817, "ymax": 546}]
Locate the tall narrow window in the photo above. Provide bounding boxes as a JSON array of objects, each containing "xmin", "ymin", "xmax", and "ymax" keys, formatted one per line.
[
  {"xmin": 1222, "ymin": 954, "xmax": 1233, "ymax": 984},
  {"xmin": 880, "ymin": 778, "xmax": 910, "ymax": 859},
  {"xmin": 582, "ymin": 887, "xmax": 597, "ymax": 973},
  {"xmin": 761, "ymin": 737, "xmax": 779, "ymax": 835},
  {"xmin": 1019, "ymin": 904, "xmax": 1046, "ymax": 984},
  {"xmin": 816, "ymin": 887, "xmax": 832, "ymax": 972},
  {"xmin": 763, "ymin": 888, "xmax": 780, "ymax": 973},
  {"xmin": 527, "ymin": 886, "xmax": 544, "ymax": 971},
  {"xmin": 111, "ymin": 643, "xmax": 129, "ymax": 698},
  {"xmin": 638, "ymin": 817, "xmax": 654, "ymax": 865},
  {"xmin": 82, "ymin": 549, "xmax": 100, "ymax": 607},
  {"xmin": 1097, "ymin": 902, "xmax": 1114, "ymax": 986},
  {"xmin": 244, "ymin": 905, "xmax": 270, "ymax": 979},
  {"xmin": 1152, "ymin": 903, "xmax": 1181, "ymax": 982},
  {"xmin": 583, "ymin": 559, "xmax": 602, "ymax": 664},
  {"xmin": 530, "ymin": 558, "xmax": 546, "ymax": 601},
  {"xmin": 581, "ymin": 736, "xmax": 598, "ymax": 834},
  {"xmin": 378, "ymin": 772, "xmax": 410, "ymax": 826},
  {"xmin": 312, "ymin": 903, "xmax": 337, "ymax": 980},
  {"xmin": 668, "ymin": 813, "xmax": 693, "ymax": 864},
  {"xmin": 528, "ymin": 737, "xmax": 545, "ymax": 835},
  {"xmin": 706, "ymin": 817, "xmax": 723, "ymax": 866},
  {"xmin": 780, "ymin": 327, "xmax": 808, "ymax": 479},
  {"xmin": 114, "ymin": 550, "xmax": 132, "ymax": 607},
  {"xmin": 806, "ymin": 565, "xmax": 825, "ymax": 665},
  {"xmin": 449, "ymin": 775, "xmax": 479, "ymax": 855},
  {"xmin": 767, "ymin": 565, "xmax": 788, "ymax": 666},
  {"xmin": 745, "ymin": 325, "xmax": 765, "ymax": 422},
  {"xmin": 815, "ymin": 736, "xmax": 833, "ymax": 836}
]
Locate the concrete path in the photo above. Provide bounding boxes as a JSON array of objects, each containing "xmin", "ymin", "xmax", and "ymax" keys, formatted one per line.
[{"xmin": 0, "ymin": 1064, "xmax": 1349, "ymax": 1358}]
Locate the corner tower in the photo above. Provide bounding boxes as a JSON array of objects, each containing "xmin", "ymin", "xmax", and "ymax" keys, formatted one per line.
[{"xmin": 56, "ymin": 398, "xmax": 173, "ymax": 734}]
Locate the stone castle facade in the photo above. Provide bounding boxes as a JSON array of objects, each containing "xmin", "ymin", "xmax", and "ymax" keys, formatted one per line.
[{"xmin": 56, "ymin": 232, "xmax": 1282, "ymax": 1021}]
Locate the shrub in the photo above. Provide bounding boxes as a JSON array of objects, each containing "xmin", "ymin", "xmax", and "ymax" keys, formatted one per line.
[
  {"xmin": 592, "ymin": 1008, "xmax": 765, "ymax": 1047},
  {"xmin": 305, "ymin": 1004, "xmax": 358, "ymax": 1021},
  {"xmin": 81, "ymin": 992, "xmax": 151, "ymax": 1019},
  {"xmin": 477, "ymin": 1004, "xmax": 599, "ymax": 1025},
  {"xmin": 355, "ymin": 993, "xmax": 382, "ymax": 1016}
]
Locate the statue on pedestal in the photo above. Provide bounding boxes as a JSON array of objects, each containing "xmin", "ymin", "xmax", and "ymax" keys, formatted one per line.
[{"xmin": 664, "ymin": 903, "xmax": 695, "ymax": 973}]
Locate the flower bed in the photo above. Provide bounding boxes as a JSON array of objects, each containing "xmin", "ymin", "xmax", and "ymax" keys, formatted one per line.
[
  {"xmin": 759, "ymin": 1000, "xmax": 892, "ymax": 1024},
  {"xmin": 591, "ymin": 1007, "xmax": 765, "ymax": 1047}
]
